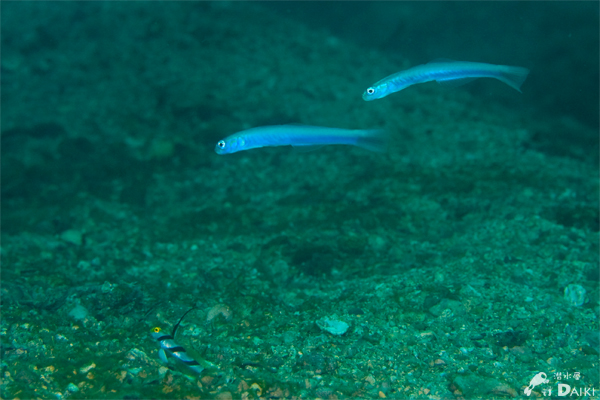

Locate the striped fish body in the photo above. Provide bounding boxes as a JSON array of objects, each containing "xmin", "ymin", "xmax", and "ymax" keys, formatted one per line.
[
  {"xmin": 151, "ymin": 328, "xmax": 204, "ymax": 375},
  {"xmin": 215, "ymin": 125, "xmax": 387, "ymax": 154},
  {"xmin": 363, "ymin": 60, "xmax": 530, "ymax": 101}
]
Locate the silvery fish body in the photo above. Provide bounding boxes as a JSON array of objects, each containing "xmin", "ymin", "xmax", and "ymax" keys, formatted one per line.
[
  {"xmin": 151, "ymin": 327, "xmax": 204, "ymax": 375},
  {"xmin": 363, "ymin": 60, "xmax": 530, "ymax": 101},
  {"xmin": 215, "ymin": 125, "xmax": 387, "ymax": 154}
]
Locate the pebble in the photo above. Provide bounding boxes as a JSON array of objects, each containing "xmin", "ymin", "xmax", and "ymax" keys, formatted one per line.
[
  {"xmin": 66, "ymin": 382, "xmax": 79, "ymax": 392},
  {"xmin": 316, "ymin": 316, "xmax": 349, "ymax": 335},
  {"xmin": 564, "ymin": 284, "xmax": 586, "ymax": 307},
  {"xmin": 60, "ymin": 229, "xmax": 83, "ymax": 246},
  {"xmin": 69, "ymin": 305, "xmax": 89, "ymax": 321},
  {"xmin": 79, "ymin": 362, "xmax": 96, "ymax": 374}
]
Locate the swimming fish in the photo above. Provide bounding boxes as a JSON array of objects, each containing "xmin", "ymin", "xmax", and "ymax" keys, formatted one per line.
[
  {"xmin": 214, "ymin": 125, "xmax": 387, "ymax": 154},
  {"xmin": 151, "ymin": 326, "xmax": 205, "ymax": 375},
  {"xmin": 362, "ymin": 59, "xmax": 530, "ymax": 101}
]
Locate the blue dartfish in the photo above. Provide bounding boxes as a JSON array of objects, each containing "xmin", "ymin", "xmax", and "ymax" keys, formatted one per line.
[
  {"xmin": 363, "ymin": 59, "xmax": 530, "ymax": 101},
  {"xmin": 215, "ymin": 125, "xmax": 387, "ymax": 154}
]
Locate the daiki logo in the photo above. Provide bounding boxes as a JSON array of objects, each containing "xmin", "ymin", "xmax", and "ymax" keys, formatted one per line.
[
  {"xmin": 557, "ymin": 383, "xmax": 598, "ymax": 397},
  {"xmin": 523, "ymin": 371, "xmax": 597, "ymax": 397},
  {"xmin": 524, "ymin": 372, "xmax": 549, "ymax": 396}
]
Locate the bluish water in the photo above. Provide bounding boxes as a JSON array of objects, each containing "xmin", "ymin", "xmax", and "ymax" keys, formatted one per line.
[{"xmin": 2, "ymin": 2, "xmax": 598, "ymax": 399}]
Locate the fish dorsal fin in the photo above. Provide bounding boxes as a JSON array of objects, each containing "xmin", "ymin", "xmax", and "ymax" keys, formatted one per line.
[
  {"xmin": 428, "ymin": 58, "xmax": 477, "ymax": 87},
  {"xmin": 172, "ymin": 307, "xmax": 196, "ymax": 337},
  {"xmin": 436, "ymin": 77, "xmax": 477, "ymax": 88}
]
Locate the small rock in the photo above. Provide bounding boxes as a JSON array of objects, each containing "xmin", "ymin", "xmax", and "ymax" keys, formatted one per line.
[
  {"xmin": 79, "ymin": 362, "xmax": 96, "ymax": 374},
  {"xmin": 69, "ymin": 304, "xmax": 88, "ymax": 321},
  {"xmin": 564, "ymin": 284, "xmax": 586, "ymax": 307},
  {"xmin": 369, "ymin": 235, "xmax": 387, "ymax": 252},
  {"xmin": 206, "ymin": 304, "xmax": 232, "ymax": 322},
  {"xmin": 66, "ymin": 382, "xmax": 79, "ymax": 392},
  {"xmin": 60, "ymin": 229, "xmax": 83, "ymax": 246},
  {"xmin": 316, "ymin": 316, "xmax": 349, "ymax": 335},
  {"xmin": 101, "ymin": 281, "xmax": 117, "ymax": 294}
]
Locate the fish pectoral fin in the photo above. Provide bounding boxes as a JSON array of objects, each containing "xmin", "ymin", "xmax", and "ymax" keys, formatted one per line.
[
  {"xmin": 158, "ymin": 348, "xmax": 169, "ymax": 364},
  {"xmin": 436, "ymin": 77, "xmax": 477, "ymax": 88}
]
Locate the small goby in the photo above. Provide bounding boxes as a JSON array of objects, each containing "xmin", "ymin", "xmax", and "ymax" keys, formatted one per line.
[
  {"xmin": 362, "ymin": 59, "xmax": 530, "ymax": 101},
  {"xmin": 151, "ymin": 327, "xmax": 205, "ymax": 375},
  {"xmin": 215, "ymin": 125, "xmax": 387, "ymax": 154}
]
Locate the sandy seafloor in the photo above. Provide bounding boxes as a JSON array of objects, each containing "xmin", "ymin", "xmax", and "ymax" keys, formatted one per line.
[{"xmin": 1, "ymin": 2, "xmax": 599, "ymax": 399}]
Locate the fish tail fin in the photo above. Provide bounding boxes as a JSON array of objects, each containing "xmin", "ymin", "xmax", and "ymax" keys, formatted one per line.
[
  {"xmin": 497, "ymin": 65, "xmax": 530, "ymax": 92},
  {"xmin": 355, "ymin": 129, "xmax": 388, "ymax": 153}
]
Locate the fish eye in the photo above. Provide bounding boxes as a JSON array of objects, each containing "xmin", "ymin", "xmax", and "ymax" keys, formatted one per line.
[
  {"xmin": 366, "ymin": 87, "xmax": 375, "ymax": 95},
  {"xmin": 217, "ymin": 140, "xmax": 226, "ymax": 149},
  {"xmin": 153, "ymin": 327, "xmax": 161, "ymax": 333}
]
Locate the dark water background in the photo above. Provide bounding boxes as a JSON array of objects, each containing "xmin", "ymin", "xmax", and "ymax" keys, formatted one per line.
[
  {"xmin": 2, "ymin": 2, "xmax": 598, "ymax": 399},
  {"xmin": 266, "ymin": 2, "xmax": 599, "ymax": 128}
]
